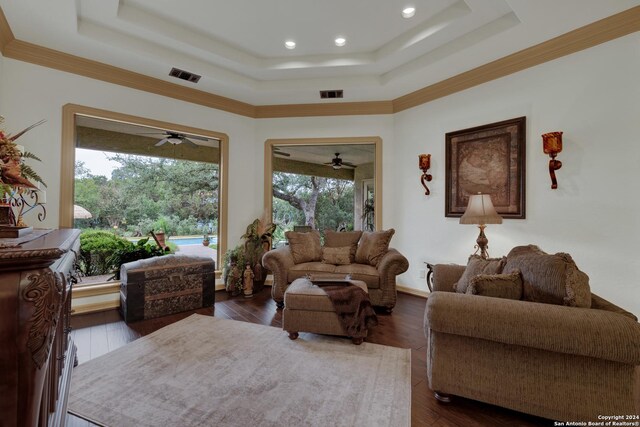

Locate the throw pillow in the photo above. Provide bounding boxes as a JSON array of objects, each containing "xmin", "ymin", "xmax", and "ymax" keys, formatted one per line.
[
  {"xmin": 355, "ymin": 229, "xmax": 395, "ymax": 267},
  {"xmin": 503, "ymin": 245, "xmax": 591, "ymax": 307},
  {"xmin": 324, "ymin": 230, "xmax": 362, "ymax": 263},
  {"xmin": 466, "ymin": 270, "xmax": 523, "ymax": 300},
  {"xmin": 285, "ymin": 230, "xmax": 322, "ymax": 264},
  {"xmin": 321, "ymin": 246, "xmax": 352, "ymax": 265},
  {"xmin": 453, "ymin": 255, "xmax": 507, "ymax": 294}
]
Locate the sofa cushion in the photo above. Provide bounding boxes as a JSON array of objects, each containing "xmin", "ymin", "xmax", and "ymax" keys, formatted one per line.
[
  {"xmin": 355, "ymin": 228, "xmax": 395, "ymax": 267},
  {"xmin": 503, "ymin": 245, "xmax": 591, "ymax": 308},
  {"xmin": 322, "ymin": 246, "xmax": 352, "ymax": 265},
  {"xmin": 454, "ymin": 255, "xmax": 506, "ymax": 294},
  {"xmin": 335, "ymin": 264, "xmax": 380, "ymax": 289},
  {"xmin": 466, "ymin": 270, "xmax": 523, "ymax": 300},
  {"xmin": 324, "ymin": 230, "xmax": 362, "ymax": 262},
  {"xmin": 287, "ymin": 262, "xmax": 337, "ymax": 282},
  {"xmin": 285, "ymin": 230, "xmax": 322, "ymax": 264}
]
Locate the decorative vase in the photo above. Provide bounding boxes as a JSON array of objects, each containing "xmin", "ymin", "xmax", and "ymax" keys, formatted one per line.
[{"xmin": 202, "ymin": 238, "xmax": 210, "ymax": 246}]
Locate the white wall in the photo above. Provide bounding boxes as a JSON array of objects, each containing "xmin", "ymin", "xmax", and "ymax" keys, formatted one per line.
[
  {"xmin": 393, "ymin": 33, "xmax": 640, "ymax": 314},
  {"xmin": 0, "ymin": 58, "xmax": 260, "ymax": 246},
  {"xmin": 2, "ymin": 33, "xmax": 638, "ymax": 315}
]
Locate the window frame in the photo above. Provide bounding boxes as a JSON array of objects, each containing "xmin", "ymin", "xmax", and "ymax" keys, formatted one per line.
[{"xmin": 60, "ymin": 104, "xmax": 228, "ymax": 281}]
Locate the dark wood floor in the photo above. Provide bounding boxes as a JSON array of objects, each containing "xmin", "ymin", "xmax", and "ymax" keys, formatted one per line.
[{"xmin": 67, "ymin": 290, "xmax": 551, "ymax": 427}]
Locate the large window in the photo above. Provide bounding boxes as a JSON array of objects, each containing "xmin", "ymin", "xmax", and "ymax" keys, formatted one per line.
[
  {"xmin": 264, "ymin": 137, "xmax": 382, "ymax": 243},
  {"xmin": 61, "ymin": 105, "xmax": 228, "ymax": 280}
]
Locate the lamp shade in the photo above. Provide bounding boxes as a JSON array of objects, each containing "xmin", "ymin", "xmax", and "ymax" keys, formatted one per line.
[{"xmin": 459, "ymin": 194, "xmax": 502, "ymax": 225}]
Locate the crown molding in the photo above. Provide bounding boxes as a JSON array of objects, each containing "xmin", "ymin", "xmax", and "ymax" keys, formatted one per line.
[
  {"xmin": 0, "ymin": 5, "xmax": 639, "ymax": 118},
  {"xmin": 255, "ymin": 100, "xmax": 393, "ymax": 118},
  {"xmin": 0, "ymin": 5, "xmax": 13, "ymax": 54},
  {"xmin": 393, "ymin": 5, "xmax": 640, "ymax": 112},
  {"xmin": 2, "ymin": 38, "xmax": 256, "ymax": 118}
]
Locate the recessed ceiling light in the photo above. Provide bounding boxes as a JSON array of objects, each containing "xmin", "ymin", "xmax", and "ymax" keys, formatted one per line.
[
  {"xmin": 334, "ymin": 37, "xmax": 346, "ymax": 47},
  {"xmin": 285, "ymin": 40, "xmax": 296, "ymax": 50},
  {"xmin": 402, "ymin": 7, "xmax": 416, "ymax": 18}
]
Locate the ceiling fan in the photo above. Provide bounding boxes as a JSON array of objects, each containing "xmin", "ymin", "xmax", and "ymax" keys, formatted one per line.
[
  {"xmin": 273, "ymin": 147, "xmax": 291, "ymax": 157},
  {"xmin": 324, "ymin": 153, "xmax": 355, "ymax": 170},
  {"xmin": 138, "ymin": 131, "xmax": 209, "ymax": 146}
]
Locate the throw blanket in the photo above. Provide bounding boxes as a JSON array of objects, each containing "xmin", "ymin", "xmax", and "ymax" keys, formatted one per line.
[{"xmin": 319, "ymin": 283, "xmax": 378, "ymax": 338}]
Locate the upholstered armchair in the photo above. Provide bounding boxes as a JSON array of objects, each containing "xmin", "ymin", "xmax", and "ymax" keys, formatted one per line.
[
  {"xmin": 424, "ymin": 261, "xmax": 640, "ymax": 422},
  {"xmin": 263, "ymin": 245, "xmax": 408, "ymax": 311}
]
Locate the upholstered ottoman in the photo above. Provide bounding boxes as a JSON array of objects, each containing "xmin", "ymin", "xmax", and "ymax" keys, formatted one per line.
[{"xmin": 283, "ymin": 278, "xmax": 372, "ymax": 345}]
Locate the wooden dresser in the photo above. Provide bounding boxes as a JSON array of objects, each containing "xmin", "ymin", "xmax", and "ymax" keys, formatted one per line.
[{"xmin": 0, "ymin": 229, "xmax": 81, "ymax": 427}]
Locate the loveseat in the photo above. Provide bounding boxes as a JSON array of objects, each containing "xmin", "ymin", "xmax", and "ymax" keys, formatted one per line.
[
  {"xmin": 263, "ymin": 229, "xmax": 409, "ymax": 311},
  {"xmin": 423, "ymin": 245, "xmax": 640, "ymax": 422}
]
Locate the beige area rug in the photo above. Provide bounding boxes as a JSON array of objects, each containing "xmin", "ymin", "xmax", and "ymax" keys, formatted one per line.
[{"xmin": 68, "ymin": 314, "xmax": 411, "ymax": 427}]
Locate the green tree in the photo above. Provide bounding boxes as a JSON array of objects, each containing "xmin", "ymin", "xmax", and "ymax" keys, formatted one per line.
[{"xmin": 272, "ymin": 172, "xmax": 354, "ymax": 235}]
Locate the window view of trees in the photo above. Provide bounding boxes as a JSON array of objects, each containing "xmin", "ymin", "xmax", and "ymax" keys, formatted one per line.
[
  {"xmin": 74, "ymin": 153, "xmax": 219, "ymax": 237},
  {"xmin": 272, "ymin": 172, "xmax": 354, "ymax": 242}
]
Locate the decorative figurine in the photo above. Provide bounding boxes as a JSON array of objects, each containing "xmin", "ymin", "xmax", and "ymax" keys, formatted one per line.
[
  {"xmin": 243, "ymin": 263, "xmax": 254, "ymax": 298},
  {"xmin": 226, "ymin": 261, "xmax": 241, "ymax": 296}
]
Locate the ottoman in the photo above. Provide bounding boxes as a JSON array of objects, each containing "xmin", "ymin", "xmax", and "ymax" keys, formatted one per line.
[{"xmin": 283, "ymin": 278, "xmax": 371, "ymax": 345}]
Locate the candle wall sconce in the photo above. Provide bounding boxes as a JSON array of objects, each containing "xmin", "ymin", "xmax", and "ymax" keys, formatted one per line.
[
  {"xmin": 542, "ymin": 132, "xmax": 563, "ymax": 189},
  {"xmin": 418, "ymin": 154, "xmax": 432, "ymax": 196}
]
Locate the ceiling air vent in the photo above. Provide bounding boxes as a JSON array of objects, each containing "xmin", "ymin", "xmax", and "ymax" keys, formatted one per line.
[
  {"xmin": 169, "ymin": 67, "xmax": 201, "ymax": 83},
  {"xmin": 320, "ymin": 89, "xmax": 343, "ymax": 99}
]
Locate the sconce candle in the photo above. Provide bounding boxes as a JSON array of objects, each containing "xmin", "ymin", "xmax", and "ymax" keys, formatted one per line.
[
  {"xmin": 418, "ymin": 154, "xmax": 432, "ymax": 196},
  {"xmin": 37, "ymin": 190, "xmax": 46, "ymax": 204},
  {"xmin": 542, "ymin": 131, "xmax": 563, "ymax": 189}
]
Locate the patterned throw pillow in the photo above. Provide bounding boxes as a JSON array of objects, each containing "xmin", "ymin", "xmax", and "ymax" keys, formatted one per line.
[
  {"xmin": 322, "ymin": 246, "xmax": 352, "ymax": 265},
  {"xmin": 466, "ymin": 270, "xmax": 523, "ymax": 300},
  {"xmin": 324, "ymin": 230, "xmax": 362, "ymax": 263},
  {"xmin": 503, "ymin": 245, "xmax": 591, "ymax": 307},
  {"xmin": 453, "ymin": 255, "xmax": 506, "ymax": 294},
  {"xmin": 285, "ymin": 230, "xmax": 322, "ymax": 264},
  {"xmin": 354, "ymin": 229, "xmax": 395, "ymax": 267}
]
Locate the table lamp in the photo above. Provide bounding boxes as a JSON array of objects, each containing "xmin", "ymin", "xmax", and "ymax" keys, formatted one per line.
[{"xmin": 460, "ymin": 193, "xmax": 502, "ymax": 259}]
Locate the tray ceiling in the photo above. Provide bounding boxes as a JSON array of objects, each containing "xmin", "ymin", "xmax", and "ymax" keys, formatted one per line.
[{"xmin": 1, "ymin": 0, "xmax": 639, "ymax": 105}]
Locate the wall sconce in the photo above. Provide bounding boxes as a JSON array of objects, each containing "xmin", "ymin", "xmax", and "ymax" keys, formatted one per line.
[
  {"xmin": 418, "ymin": 154, "xmax": 432, "ymax": 196},
  {"xmin": 542, "ymin": 131, "xmax": 563, "ymax": 189}
]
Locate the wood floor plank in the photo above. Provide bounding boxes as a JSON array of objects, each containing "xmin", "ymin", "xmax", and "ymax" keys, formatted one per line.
[{"xmin": 68, "ymin": 290, "xmax": 553, "ymax": 426}]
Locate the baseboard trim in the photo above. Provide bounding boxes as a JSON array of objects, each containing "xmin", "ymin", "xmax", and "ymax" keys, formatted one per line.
[{"xmin": 397, "ymin": 285, "xmax": 429, "ymax": 299}]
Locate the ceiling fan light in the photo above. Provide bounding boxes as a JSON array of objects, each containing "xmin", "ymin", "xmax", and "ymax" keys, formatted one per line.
[
  {"xmin": 334, "ymin": 37, "xmax": 346, "ymax": 47},
  {"xmin": 332, "ymin": 164, "xmax": 342, "ymax": 170},
  {"xmin": 167, "ymin": 137, "xmax": 182, "ymax": 144},
  {"xmin": 285, "ymin": 40, "xmax": 296, "ymax": 50}
]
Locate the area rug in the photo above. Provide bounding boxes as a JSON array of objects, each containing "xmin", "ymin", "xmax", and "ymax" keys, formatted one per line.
[{"xmin": 68, "ymin": 314, "xmax": 411, "ymax": 426}]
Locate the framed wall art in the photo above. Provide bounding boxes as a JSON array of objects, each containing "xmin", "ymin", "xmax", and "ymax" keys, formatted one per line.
[{"xmin": 445, "ymin": 116, "xmax": 526, "ymax": 219}]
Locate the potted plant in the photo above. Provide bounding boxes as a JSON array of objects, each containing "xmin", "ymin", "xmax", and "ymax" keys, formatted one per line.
[
  {"xmin": 202, "ymin": 234, "xmax": 210, "ymax": 246},
  {"xmin": 223, "ymin": 217, "xmax": 276, "ymax": 295}
]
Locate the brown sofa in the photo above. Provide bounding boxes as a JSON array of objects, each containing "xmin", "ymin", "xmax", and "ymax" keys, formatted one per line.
[
  {"xmin": 263, "ymin": 244, "xmax": 408, "ymax": 311},
  {"xmin": 424, "ymin": 259, "xmax": 640, "ymax": 422}
]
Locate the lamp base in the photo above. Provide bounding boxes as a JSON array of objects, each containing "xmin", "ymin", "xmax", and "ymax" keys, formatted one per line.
[{"xmin": 473, "ymin": 225, "xmax": 490, "ymax": 259}]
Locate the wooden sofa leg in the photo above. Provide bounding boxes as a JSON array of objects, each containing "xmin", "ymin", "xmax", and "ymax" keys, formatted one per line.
[
  {"xmin": 351, "ymin": 337, "xmax": 364, "ymax": 345},
  {"xmin": 288, "ymin": 331, "xmax": 299, "ymax": 340},
  {"xmin": 434, "ymin": 392, "xmax": 452, "ymax": 403}
]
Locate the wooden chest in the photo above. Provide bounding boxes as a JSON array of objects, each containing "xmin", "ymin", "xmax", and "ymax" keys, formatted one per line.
[{"xmin": 120, "ymin": 254, "xmax": 215, "ymax": 323}]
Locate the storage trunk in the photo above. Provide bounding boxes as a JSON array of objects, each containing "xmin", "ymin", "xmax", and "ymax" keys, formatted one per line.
[{"xmin": 120, "ymin": 255, "xmax": 215, "ymax": 323}]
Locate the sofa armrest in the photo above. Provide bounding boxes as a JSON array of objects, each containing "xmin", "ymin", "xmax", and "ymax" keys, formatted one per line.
[
  {"xmin": 262, "ymin": 246, "xmax": 295, "ymax": 304},
  {"xmin": 432, "ymin": 264, "xmax": 465, "ymax": 292},
  {"xmin": 425, "ymin": 292, "xmax": 640, "ymax": 365},
  {"xmin": 377, "ymin": 248, "xmax": 409, "ymax": 286}
]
